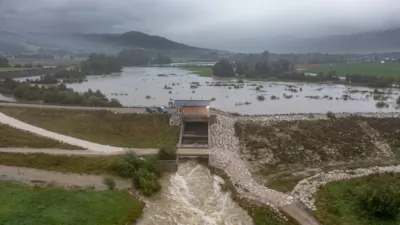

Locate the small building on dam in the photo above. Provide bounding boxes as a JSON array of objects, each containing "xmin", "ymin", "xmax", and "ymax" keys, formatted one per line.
[{"xmin": 174, "ymin": 99, "xmax": 215, "ymax": 159}]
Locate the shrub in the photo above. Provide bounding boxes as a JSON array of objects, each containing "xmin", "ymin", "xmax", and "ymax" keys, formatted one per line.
[
  {"xmin": 103, "ymin": 175, "xmax": 116, "ymax": 190},
  {"xmin": 397, "ymin": 96, "xmax": 400, "ymax": 105},
  {"xmin": 359, "ymin": 185, "xmax": 400, "ymax": 220},
  {"xmin": 257, "ymin": 95, "xmax": 265, "ymax": 101},
  {"xmin": 132, "ymin": 168, "xmax": 161, "ymax": 196},
  {"xmin": 157, "ymin": 147, "xmax": 177, "ymax": 160},
  {"xmin": 270, "ymin": 95, "xmax": 277, "ymax": 100},
  {"xmin": 117, "ymin": 152, "xmax": 162, "ymax": 196},
  {"xmin": 326, "ymin": 111, "xmax": 336, "ymax": 119},
  {"xmin": 375, "ymin": 101, "xmax": 388, "ymax": 108}
]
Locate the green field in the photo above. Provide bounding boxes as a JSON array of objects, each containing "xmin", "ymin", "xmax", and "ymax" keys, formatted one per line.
[
  {"xmin": 303, "ymin": 62, "xmax": 400, "ymax": 77},
  {"xmin": 0, "ymin": 182, "xmax": 143, "ymax": 225},
  {"xmin": 0, "ymin": 152, "xmax": 121, "ymax": 175},
  {"xmin": 315, "ymin": 173, "xmax": 400, "ymax": 225},
  {"xmin": 0, "ymin": 67, "xmax": 32, "ymax": 72},
  {"xmin": 0, "ymin": 107, "xmax": 180, "ymax": 149},
  {"xmin": 181, "ymin": 66, "xmax": 213, "ymax": 77},
  {"xmin": 0, "ymin": 124, "xmax": 83, "ymax": 150}
]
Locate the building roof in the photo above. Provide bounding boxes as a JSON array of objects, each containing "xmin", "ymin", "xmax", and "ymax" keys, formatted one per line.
[{"xmin": 174, "ymin": 100, "xmax": 210, "ymax": 107}]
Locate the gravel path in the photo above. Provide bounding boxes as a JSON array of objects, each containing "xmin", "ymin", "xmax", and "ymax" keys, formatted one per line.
[
  {"xmin": 0, "ymin": 112, "xmax": 124, "ymax": 153},
  {"xmin": 0, "ymin": 165, "xmax": 131, "ymax": 190},
  {"xmin": 0, "ymin": 148, "xmax": 158, "ymax": 156}
]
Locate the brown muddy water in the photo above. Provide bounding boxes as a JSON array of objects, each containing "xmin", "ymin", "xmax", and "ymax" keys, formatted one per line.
[{"xmin": 137, "ymin": 161, "xmax": 253, "ymax": 225}]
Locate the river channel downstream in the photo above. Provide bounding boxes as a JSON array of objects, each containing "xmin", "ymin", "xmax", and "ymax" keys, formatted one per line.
[
  {"xmin": 138, "ymin": 162, "xmax": 253, "ymax": 225},
  {"xmin": 8, "ymin": 66, "xmax": 400, "ymax": 114}
]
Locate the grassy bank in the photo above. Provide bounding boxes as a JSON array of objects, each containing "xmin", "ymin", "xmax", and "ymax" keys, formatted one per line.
[
  {"xmin": 315, "ymin": 173, "xmax": 400, "ymax": 225},
  {"xmin": 0, "ymin": 181, "xmax": 143, "ymax": 225},
  {"xmin": 0, "ymin": 124, "xmax": 83, "ymax": 150},
  {"xmin": 0, "ymin": 152, "xmax": 121, "ymax": 175},
  {"xmin": 299, "ymin": 62, "xmax": 400, "ymax": 77},
  {"xmin": 0, "ymin": 107, "xmax": 180, "ymax": 149},
  {"xmin": 180, "ymin": 66, "xmax": 213, "ymax": 77}
]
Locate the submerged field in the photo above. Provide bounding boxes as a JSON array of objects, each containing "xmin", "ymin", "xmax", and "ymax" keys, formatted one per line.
[
  {"xmin": 0, "ymin": 182, "xmax": 143, "ymax": 225},
  {"xmin": 0, "ymin": 107, "xmax": 180, "ymax": 149},
  {"xmin": 298, "ymin": 62, "xmax": 400, "ymax": 77},
  {"xmin": 0, "ymin": 124, "xmax": 83, "ymax": 149},
  {"xmin": 234, "ymin": 116, "xmax": 400, "ymax": 192},
  {"xmin": 180, "ymin": 66, "xmax": 213, "ymax": 77}
]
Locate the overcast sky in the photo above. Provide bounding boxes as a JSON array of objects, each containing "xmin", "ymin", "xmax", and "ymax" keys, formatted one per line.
[{"xmin": 1, "ymin": 0, "xmax": 400, "ymax": 52}]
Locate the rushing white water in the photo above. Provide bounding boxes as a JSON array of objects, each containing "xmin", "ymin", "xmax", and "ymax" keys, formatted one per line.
[{"xmin": 137, "ymin": 161, "xmax": 253, "ymax": 225}]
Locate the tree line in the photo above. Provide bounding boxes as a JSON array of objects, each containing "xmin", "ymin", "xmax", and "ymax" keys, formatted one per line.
[
  {"xmin": 0, "ymin": 55, "xmax": 10, "ymax": 67},
  {"xmin": 0, "ymin": 78, "xmax": 121, "ymax": 107}
]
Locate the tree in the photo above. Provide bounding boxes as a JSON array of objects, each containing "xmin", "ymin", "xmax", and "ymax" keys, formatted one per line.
[
  {"xmin": 0, "ymin": 55, "xmax": 10, "ymax": 67},
  {"xmin": 80, "ymin": 53, "xmax": 122, "ymax": 75},
  {"xmin": 151, "ymin": 53, "xmax": 172, "ymax": 65},
  {"xmin": 236, "ymin": 62, "xmax": 246, "ymax": 76},
  {"xmin": 117, "ymin": 49, "xmax": 151, "ymax": 66},
  {"xmin": 212, "ymin": 59, "xmax": 235, "ymax": 77}
]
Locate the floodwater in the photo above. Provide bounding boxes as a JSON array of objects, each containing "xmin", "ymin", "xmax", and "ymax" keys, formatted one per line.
[
  {"xmin": 10, "ymin": 66, "xmax": 400, "ymax": 114},
  {"xmin": 66, "ymin": 67, "xmax": 400, "ymax": 114},
  {"xmin": 137, "ymin": 161, "xmax": 253, "ymax": 225}
]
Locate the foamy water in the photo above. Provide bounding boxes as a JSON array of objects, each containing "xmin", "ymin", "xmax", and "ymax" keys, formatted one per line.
[{"xmin": 137, "ymin": 161, "xmax": 253, "ymax": 225}]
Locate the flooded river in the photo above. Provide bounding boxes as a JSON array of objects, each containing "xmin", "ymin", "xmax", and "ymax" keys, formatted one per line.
[
  {"xmin": 138, "ymin": 161, "xmax": 253, "ymax": 225},
  {"xmin": 8, "ymin": 67, "xmax": 400, "ymax": 114}
]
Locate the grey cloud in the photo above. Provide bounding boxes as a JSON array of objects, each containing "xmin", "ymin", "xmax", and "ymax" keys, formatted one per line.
[{"xmin": 1, "ymin": 0, "xmax": 400, "ymax": 52}]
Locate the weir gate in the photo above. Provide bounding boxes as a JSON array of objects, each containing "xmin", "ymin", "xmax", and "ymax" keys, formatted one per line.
[{"xmin": 172, "ymin": 100, "xmax": 215, "ymax": 162}]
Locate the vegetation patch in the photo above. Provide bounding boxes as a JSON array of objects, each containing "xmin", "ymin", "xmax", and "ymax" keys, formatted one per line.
[
  {"xmin": 363, "ymin": 118, "xmax": 400, "ymax": 157},
  {"xmin": 0, "ymin": 181, "xmax": 143, "ymax": 225},
  {"xmin": 235, "ymin": 117, "xmax": 399, "ymax": 192},
  {"xmin": 0, "ymin": 107, "xmax": 180, "ymax": 148},
  {"xmin": 315, "ymin": 173, "xmax": 400, "ymax": 225},
  {"xmin": 0, "ymin": 124, "xmax": 83, "ymax": 149},
  {"xmin": 181, "ymin": 66, "xmax": 213, "ymax": 77}
]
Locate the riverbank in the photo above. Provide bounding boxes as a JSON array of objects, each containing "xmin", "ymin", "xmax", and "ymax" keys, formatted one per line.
[{"xmin": 208, "ymin": 165, "xmax": 300, "ymax": 225}]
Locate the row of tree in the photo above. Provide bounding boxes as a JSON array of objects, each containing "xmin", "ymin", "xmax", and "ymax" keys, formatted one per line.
[
  {"xmin": 212, "ymin": 51, "xmax": 293, "ymax": 78},
  {"xmin": 117, "ymin": 49, "xmax": 172, "ymax": 66},
  {"xmin": 0, "ymin": 78, "xmax": 121, "ymax": 107},
  {"xmin": 80, "ymin": 53, "xmax": 122, "ymax": 75}
]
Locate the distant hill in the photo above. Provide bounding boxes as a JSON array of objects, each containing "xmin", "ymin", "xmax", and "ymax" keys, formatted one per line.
[
  {"xmin": 0, "ymin": 30, "xmax": 209, "ymax": 55},
  {"xmin": 82, "ymin": 31, "xmax": 206, "ymax": 51},
  {"xmin": 265, "ymin": 28, "xmax": 400, "ymax": 53}
]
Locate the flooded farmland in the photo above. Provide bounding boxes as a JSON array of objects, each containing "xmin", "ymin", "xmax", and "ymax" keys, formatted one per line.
[{"xmin": 9, "ymin": 67, "xmax": 400, "ymax": 114}]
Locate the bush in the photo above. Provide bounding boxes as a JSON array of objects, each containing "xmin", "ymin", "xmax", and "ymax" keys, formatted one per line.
[
  {"xmin": 257, "ymin": 95, "xmax": 265, "ymax": 101},
  {"xmin": 397, "ymin": 96, "xmax": 400, "ymax": 105},
  {"xmin": 375, "ymin": 101, "xmax": 388, "ymax": 108},
  {"xmin": 103, "ymin": 175, "xmax": 116, "ymax": 190},
  {"xmin": 270, "ymin": 95, "xmax": 277, "ymax": 100},
  {"xmin": 132, "ymin": 168, "xmax": 161, "ymax": 196},
  {"xmin": 157, "ymin": 147, "xmax": 177, "ymax": 160},
  {"xmin": 326, "ymin": 111, "xmax": 336, "ymax": 119},
  {"xmin": 117, "ymin": 152, "xmax": 162, "ymax": 196},
  {"xmin": 360, "ymin": 185, "xmax": 400, "ymax": 220}
]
